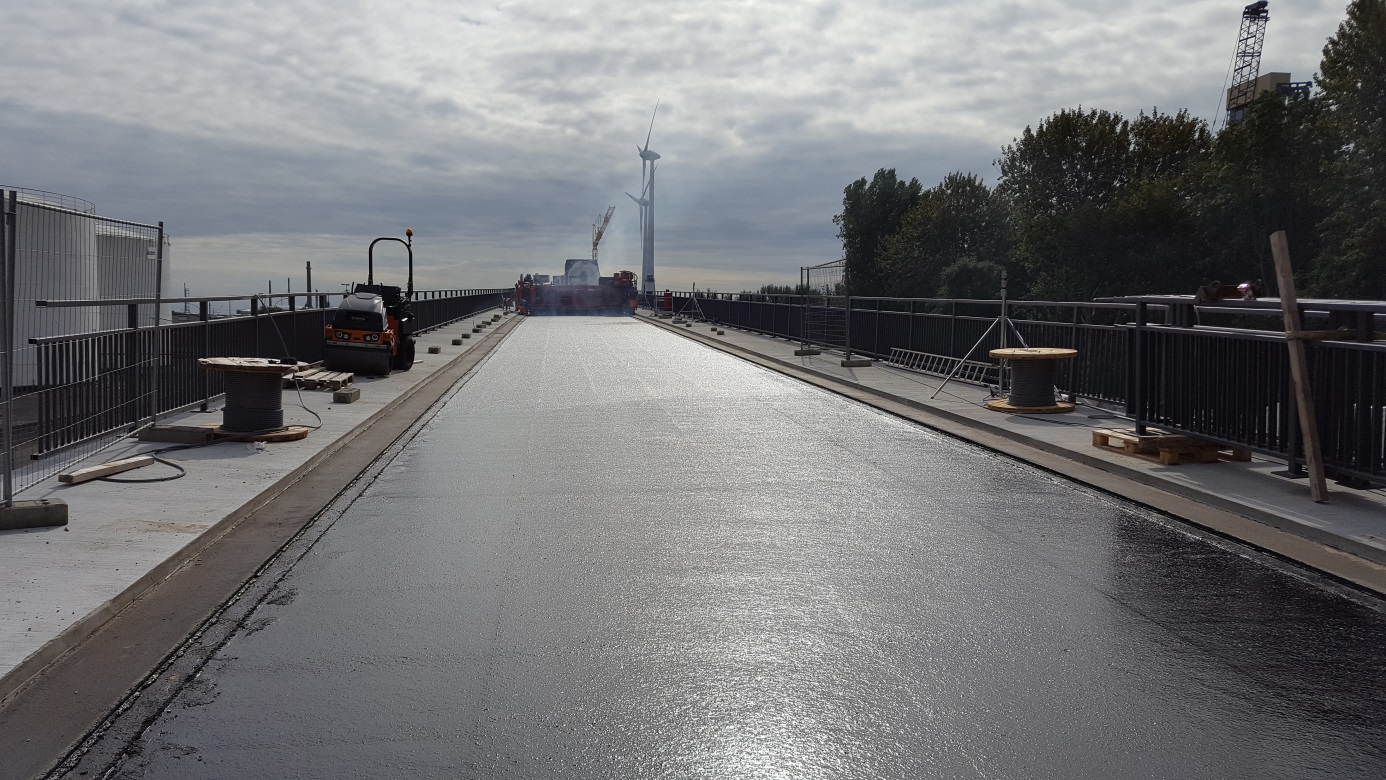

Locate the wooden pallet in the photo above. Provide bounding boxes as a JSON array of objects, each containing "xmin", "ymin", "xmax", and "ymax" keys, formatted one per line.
[
  {"xmin": 283, "ymin": 368, "xmax": 354, "ymax": 391},
  {"xmin": 1092, "ymin": 428, "xmax": 1251, "ymax": 466}
]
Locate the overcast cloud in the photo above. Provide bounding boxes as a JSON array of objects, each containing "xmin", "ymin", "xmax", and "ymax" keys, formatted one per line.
[{"xmin": 0, "ymin": 0, "xmax": 1349, "ymax": 295}]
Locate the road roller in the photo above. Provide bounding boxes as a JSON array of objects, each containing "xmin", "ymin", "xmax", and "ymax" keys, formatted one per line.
[{"xmin": 322, "ymin": 230, "xmax": 417, "ymax": 376}]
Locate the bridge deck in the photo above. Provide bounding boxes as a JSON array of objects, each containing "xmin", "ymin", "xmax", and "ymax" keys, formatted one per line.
[{"xmin": 3, "ymin": 314, "xmax": 1385, "ymax": 778}]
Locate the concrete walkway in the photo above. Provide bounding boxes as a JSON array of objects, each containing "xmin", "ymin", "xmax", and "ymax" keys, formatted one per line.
[
  {"xmin": 640, "ymin": 311, "xmax": 1386, "ymax": 594},
  {"xmin": 0, "ymin": 311, "xmax": 514, "ymax": 703}
]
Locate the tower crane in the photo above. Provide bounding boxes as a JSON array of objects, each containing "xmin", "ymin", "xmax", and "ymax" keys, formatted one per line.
[
  {"xmin": 592, "ymin": 206, "xmax": 615, "ymax": 263},
  {"xmin": 1224, "ymin": 1, "xmax": 1270, "ymax": 127}
]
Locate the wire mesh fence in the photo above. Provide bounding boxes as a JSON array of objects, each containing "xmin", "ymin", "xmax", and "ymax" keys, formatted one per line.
[
  {"xmin": 800, "ymin": 259, "xmax": 845, "ymax": 351},
  {"xmin": 2, "ymin": 191, "xmax": 165, "ymax": 498}
]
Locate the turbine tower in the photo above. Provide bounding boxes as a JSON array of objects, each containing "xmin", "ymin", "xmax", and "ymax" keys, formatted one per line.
[{"xmin": 624, "ymin": 104, "xmax": 660, "ymax": 296}]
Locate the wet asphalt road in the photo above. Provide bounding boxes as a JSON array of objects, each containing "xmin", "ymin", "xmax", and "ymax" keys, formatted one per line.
[{"xmin": 103, "ymin": 317, "xmax": 1386, "ymax": 779}]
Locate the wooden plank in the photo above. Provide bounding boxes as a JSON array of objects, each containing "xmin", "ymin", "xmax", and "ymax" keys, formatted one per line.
[
  {"xmin": 1270, "ymin": 230, "xmax": 1329, "ymax": 503},
  {"xmin": 59, "ymin": 455, "xmax": 156, "ymax": 485}
]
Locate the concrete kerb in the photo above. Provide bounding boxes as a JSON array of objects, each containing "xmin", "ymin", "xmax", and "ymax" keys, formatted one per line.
[
  {"xmin": 0, "ymin": 315, "xmax": 522, "ymax": 709},
  {"xmin": 639, "ymin": 315, "xmax": 1386, "ymax": 595}
]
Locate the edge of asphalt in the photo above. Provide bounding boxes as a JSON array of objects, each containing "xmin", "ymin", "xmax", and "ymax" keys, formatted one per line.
[
  {"xmin": 642, "ymin": 316, "xmax": 1386, "ymax": 598},
  {"xmin": 0, "ymin": 315, "xmax": 521, "ymax": 780}
]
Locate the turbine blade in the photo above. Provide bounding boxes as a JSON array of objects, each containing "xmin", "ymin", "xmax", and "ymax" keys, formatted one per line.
[{"xmin": 643, "ymin": 101, "xmax": 659, "ymax": 150}]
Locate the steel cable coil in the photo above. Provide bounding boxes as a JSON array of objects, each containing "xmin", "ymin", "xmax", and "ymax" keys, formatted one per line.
[
  {"xmin": 1006, "ymin": 359, "xmax": 1060, "ymax": 408},
  {"xmin": 222, "ymin": 371, "xmax": 286, "ymax": 432}
]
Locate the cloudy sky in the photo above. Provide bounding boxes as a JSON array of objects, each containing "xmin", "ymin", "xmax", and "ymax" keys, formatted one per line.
[{"xmin": 1, "ymin": 0, "xmax": 1351, "ymax": 296}]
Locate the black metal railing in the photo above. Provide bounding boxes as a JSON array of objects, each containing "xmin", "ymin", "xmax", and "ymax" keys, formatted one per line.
[
  {"xmin": 13, "ymin": 289, "xmax": 505, "ymax": 492},
  {"xmin": 655, "ymin": 291, "xmax": 1385, "ymax": 487}
]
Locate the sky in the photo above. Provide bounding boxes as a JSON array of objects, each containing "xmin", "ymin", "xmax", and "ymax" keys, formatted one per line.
[{"xmin": 0, "ymin": 0, "xmax": 1353, "ymax": 297}]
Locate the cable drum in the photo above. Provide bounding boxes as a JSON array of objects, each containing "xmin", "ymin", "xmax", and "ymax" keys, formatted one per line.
[
  {"xmin": 985, "ymin": 348, "xmax": 1078, "ymax": 414},
  {"xmin": 199, "ymin": 358, "xmax": 300, "ymax": 432}
]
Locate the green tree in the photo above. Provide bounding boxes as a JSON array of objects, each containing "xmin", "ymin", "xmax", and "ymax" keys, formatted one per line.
[
  {"xmin": 1312, "ymin": 0, "xmax": 1386, "ymax": 298},
  {"xmin": 937, "ymin": 258, "xmax": 1007, "ymax": 299},
  {"xmin": 833, "ymin": 168, "xmax": 922, "ymax": 296},
  {"xmin": 1191, "ymin": 92, "xmax": 1333, "ymax": 293},
  {"xmin": 879, "ymin": 172, "xmax": 1011, "ymax": 298},
  {"xmin": 997, "ymin": 107, "xmax": 1213, "ymax": 299}
]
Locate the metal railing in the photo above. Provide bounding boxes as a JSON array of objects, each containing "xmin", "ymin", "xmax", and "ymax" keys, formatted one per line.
[
  {"xmin": 0, "ymin": 187, "xmax": 509, "ymax": 498},
  {"xmin": 660, "ymin": 291, "xmax": 1386, "ymax": 487},
  {"xmin": 10, "ymin": 290, "xmax": 506, "ymax": 495}
]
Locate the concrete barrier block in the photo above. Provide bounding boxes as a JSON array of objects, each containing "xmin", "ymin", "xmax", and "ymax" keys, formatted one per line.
[
  {"xmin": 0, "ymin": 499, "xmax": 68, "ymax": 530},
  {"xmin": 841, "ymin": 359, "xmax": 873, "ymax": 368},
  {"xmin": 332, "ymin": 386, "xmax": 361, "ymax": 404},
  {"xmin": 461, "ymin": 333, "xmax": 471, "ymax": 339},
  {"xmin": 427, "ymin": 345, "xmax": 442, "ymax": 354},
  {"xmin": 452, "ymin": 338, "xmax": 464, "ymax": 345}
]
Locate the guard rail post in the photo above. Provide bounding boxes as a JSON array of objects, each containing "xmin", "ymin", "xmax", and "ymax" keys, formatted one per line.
[
  {"xmin": 844, "ymin": 296, "xmax": 853, "ymax": 360},
  {"xmin": 200, "ymin": 301, "xmax": 211, "ymax": 412},
  {"xmin": 1, "ymin": 191, "xmax": 15, "ymax": 505},
  {"xmin": 1133, "ymin": 301, "xmax": 1147, "ymax": 436}
]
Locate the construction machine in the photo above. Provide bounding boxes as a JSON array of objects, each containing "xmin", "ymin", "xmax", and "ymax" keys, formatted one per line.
[
  {"xmin": 322, "ymin": 230, "xmax": 418, "ymax": 376},
  {"xmin": 515, "ymin": 262, "xmax": 639, "ymax": 315}
]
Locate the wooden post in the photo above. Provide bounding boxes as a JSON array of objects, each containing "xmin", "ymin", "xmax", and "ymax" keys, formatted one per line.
[{"xmin": 1269, "ymin": 231, "xmax": 1329, "ymax": 503}]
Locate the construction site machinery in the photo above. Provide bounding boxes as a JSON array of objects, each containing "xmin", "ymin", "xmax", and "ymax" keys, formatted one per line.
[
  {"xmin": 515, "ymin": 261, "xmax": 639, "ymax": 316},
  {"xmin": 1225, "ymin": 1, "xmax": 1270, "ymax": 127},
  {"xmin": 322, "ymin": 230, "xmax": 418, "ymax": 376}
]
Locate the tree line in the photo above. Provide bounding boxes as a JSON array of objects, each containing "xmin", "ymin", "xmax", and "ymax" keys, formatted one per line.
[{"xmin": 828, "ymin": 0, "xmax": 1385, "ymax": 303}]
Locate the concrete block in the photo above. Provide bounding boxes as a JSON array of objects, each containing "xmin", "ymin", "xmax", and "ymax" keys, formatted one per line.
[
  {"xmin": 491, "ymin": 314, "xmax": 501, "ymax": 322},
  {"xmin": 427, "ymin": 345, "xmax": 442, "ymax": 354},
  {"xmin": 472, "ymin": 328, "xmax": 482, "ymax": 333},
  {"xmin": 452, "ymin": 338, "xmax": 464, "ymax": 345},
  {"xmin": 716, "ymin": 329, "xmax": 725, "ymax": 335},
  {"xmin": 841, "ymin": 359, "xmax": 873, "ymax": 368},
  {"xmin": 0, "ymin": 499, "xmax": 68, "ymax": 530},
  {"xmin": 332, "ymin": 386, "xmax": 361, "ymax": 404},
  {"xmin": 794, "ymin": 349, "xmax": 822, "ymax": 356}
]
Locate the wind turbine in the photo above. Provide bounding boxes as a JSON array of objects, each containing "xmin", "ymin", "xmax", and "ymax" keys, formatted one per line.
[{"xmin": 624, "ymin": 103, "xmax": 660, "ymax": 297}]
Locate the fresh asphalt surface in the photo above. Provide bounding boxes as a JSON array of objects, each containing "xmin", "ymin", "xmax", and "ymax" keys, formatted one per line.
[{"xmin": 82, "ymin": 317, "xmax": 1386, "ymax": 779}]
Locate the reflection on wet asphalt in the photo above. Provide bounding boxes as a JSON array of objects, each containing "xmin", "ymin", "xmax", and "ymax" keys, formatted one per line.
[{"xmin": 114, "ymin": 318, "xmax": 1386, "ymax": 779}]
